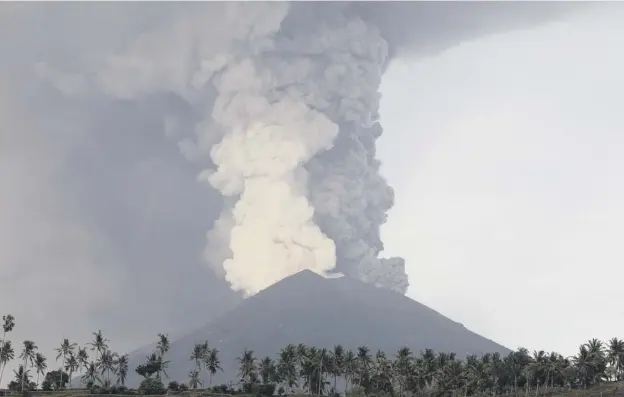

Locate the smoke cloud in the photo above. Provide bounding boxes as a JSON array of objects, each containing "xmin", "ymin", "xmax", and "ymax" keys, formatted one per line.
[{"xmin": 25, "ymin": 1, "xmax": 418, "ymax": 296}]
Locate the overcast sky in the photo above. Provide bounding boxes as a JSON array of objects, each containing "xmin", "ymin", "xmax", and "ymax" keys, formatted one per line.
[{"xmin": 379, "ymin": 4, "xmax": 624, "ymax": 357}]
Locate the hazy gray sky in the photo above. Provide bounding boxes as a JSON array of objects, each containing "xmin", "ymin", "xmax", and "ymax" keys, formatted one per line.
[{"xmin": 379, "ymin": 4, "xmax": 624, "ymax": 357}]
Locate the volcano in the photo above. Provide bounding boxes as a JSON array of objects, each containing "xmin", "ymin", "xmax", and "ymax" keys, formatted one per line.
[{"xmin": 118, "ymin": 270, "xmax": 508, "ymax": 387}]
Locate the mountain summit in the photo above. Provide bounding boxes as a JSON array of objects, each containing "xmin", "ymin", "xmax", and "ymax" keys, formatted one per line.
[{"xmin": 121, "ymin": 270, "xmax": 508, "ymax": 387}]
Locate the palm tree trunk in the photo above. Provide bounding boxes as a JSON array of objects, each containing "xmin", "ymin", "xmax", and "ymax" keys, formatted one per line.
[
  {"xmin": 0, "ymin": 330, "xmax": 5, "ymax": 384},
  {"xmin": 21, "ymin": 358, "xmax": 27, "ymax": 391},
  {"xmin": 318, "ymin": 363, "xmax": 322, "ymax": 396},
  {"xmin": 61, "ymin": 354, "xmax": 66, "ymax": 389},
  {"xmin": 0, "ymin": 362, "xmax": 6, "ymax": 387}
]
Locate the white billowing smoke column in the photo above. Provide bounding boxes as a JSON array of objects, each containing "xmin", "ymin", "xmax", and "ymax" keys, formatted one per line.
[
  {"xmin": 199, "ymin": 10, "xmax": 391, "ymax": 296},
  {"xmin": 203, "ymin": 63, "xmax": 339, "ymax": 295}
]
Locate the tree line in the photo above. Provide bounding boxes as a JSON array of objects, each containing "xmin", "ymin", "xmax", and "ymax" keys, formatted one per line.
[{"xmin": 1, "ymin": 313, "xmax": 623, "ymax": 396}]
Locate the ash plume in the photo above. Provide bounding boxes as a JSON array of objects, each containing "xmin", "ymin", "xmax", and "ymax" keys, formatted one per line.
[
  {"xmin": 11, "ymin": 1, "xmax": 582, "ymax": 297},
  {"xmin": 195, "ymin": 2, "xmax": 412, "ymax": 295},
  {"xmin": 30, "ymin": 1, "xmax": 413, "ymax": 296},
  {"xmin": 199, "ymin": 3, "xmax": 407, "ymax": 295}
]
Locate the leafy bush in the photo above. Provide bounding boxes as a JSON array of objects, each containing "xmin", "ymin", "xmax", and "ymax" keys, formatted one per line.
[
  {"xmin": 139, "ymin": 377, "xmax": 166, "ymax": 395},
  {"xmin": 41, "ymin": 380, "xmax": 53, "ymax": 391},
  {"xmin": 256, "ymin": 383, "xmax": 276, "ymax": 396},
  {"xmin": 168, "ymin": 381, "xmax": 180, "ymax": 391},
  {"xmin": 178, "ymin": 383, "xmax": 189, "ymax": 391},
  {"xmin": 212, "ymin": 384, "xmax": 233, "ymax": 394},
  {"xmin": 346, "ymin": 386, "xmax": 366, "ymax": 397}
]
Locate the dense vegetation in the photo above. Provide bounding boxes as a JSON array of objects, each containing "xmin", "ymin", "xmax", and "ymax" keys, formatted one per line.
[{"xmin": 1, "ymin": 314, "xmax": 623, "ymax": 396}]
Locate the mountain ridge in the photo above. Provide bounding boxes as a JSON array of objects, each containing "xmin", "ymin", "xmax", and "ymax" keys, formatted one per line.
[{"xmin": 89, "ymin": 270, "xmax": 509, "ymax": 387}]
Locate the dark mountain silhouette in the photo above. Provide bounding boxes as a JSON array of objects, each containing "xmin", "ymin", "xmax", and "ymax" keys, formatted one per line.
[{"xmin": 114, "ymin": 270, "xmax": 508, "ymax": 387}]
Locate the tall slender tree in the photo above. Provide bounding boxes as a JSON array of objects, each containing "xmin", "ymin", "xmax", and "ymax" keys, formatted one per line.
[
  {"xmin": 55, "ymin": 338, "xmax": 76, "ymax": 389},
  {"xmin": 13, "ymin": 365, "xmax": 32, "ymax": 392},
  {"xmin": 204, "ymin": 348, "xmax": 222, "ymax": 385},
  {"xmin": 33, "ymin": 352, "xmax": 47, "ymax": 388},
  {"xmin": 0, "ymin": 314, "xmax": 15, "ymax": 388},
  {"xmin": 277, "ymin": 344, "xmax": 298, "ymax": 392},
  {"xmin": 395, "ymin": 347, "xmax": 413, "ymax": 397},
  {"xmin": 260, "ymin": 357, "xmax": 276, "ymax": 385},
  {"xmin": 77, "ymin": 347, "xmax": 90, "ymax": 374},
  {"xmin": 237, "ymin": 349, "xmax": 257, "ymax": 385},
  {"xmin": 156, "ymin": 334, "xmax": 170, "ymax": 380},
  {"xmin": 344, "ymin": 349, "xmax": 356, "ymax": 393},
  {"xmin": 330, "ymin": 344, "xmax": 344, "ymax": 393},
  {"xmin": 88, "ymin": 330, "xmax": 109, "ymax": 364},
  {"xmin": 0, "ymin": 340, "xmax": 15, "ymax": 389},
  {"xmin": 19, "ymin": 340, "xmax": 37, "ymax": 392},
  {"xmin": 65, "ymin": 352, "xmax": 80, "ymax": 388},
  {"xmin": 188, "ymin": 369, "xmax": 202, "ymax": 389},
  {"xmin": 190, "ymin": 343, "xmax": 204, "ymax": 370},
  {"xmin": 115, "ymin": 354, "xmax": 129, "ymax": 386},
  {"xmin": 157, "ymin": 334, "xmax": 170, "ymax": 358},
  {"xmin": 81, "ymin": 361, "xmax": 100, "ymax": 387},
  {"xmin": 97, "ymin": 349, "xmax": 116, "ymax": 385},
  {"xmin": 608, "ymin": 337, "xmax": 624, "ymax": 381}
]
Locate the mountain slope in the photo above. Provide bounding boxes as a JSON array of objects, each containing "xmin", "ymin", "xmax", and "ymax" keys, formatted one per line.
[{"xmin": 120, "ymin": 270, "xmax": 508, "ymax": 387}]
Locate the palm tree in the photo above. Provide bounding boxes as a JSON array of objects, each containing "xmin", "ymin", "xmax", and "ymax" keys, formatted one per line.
[
  {"xmin": 115, "ymin": 354, "xmax": 129, "ymax": 386},
  {"xmin": 188, "ymin": 369, "xmax": 202, "ymax": 389},
  {"xmin": 154, "ymin": 334, "xmax": 171, "ymax": 380},
  {"xmin": 259, "ymin": 357, "xmax": 276, "ymax": 385},
  {"xmin": 277, "ymin": 344, "xmax": 298, "ymax": 391},
  {"xmin": 55, "ymin": 338, "xmax": 76, "ymax": 389},
  {"xmin": 329, "ymin": 344, "xmax": 344, "ymax": 393},
  {"xmin": 19, "ymin": 340, "xmax": 37, "ymax": 392},
  {"xmin": 344, "ymin": 349, "xmax": 356, "ymax": 393},
  {"xmin": 65, "ymin": 352, "xmax": 80, "ymax": 388},
  {"xmin": 77, "ymin": 347, "xmax": 90, "ymax": 373},
  {"xmin": 81, "ymin": 361, "xmax": 100, "ymax": 387},
  {"xmin": 237, "ymin": 349, "xmax": 257, "ymax": 385},
  {"xmin": 190, "ymin": 343, "xmax": 204, "ymax": 370},
  {"xmin": 573, "ymin": 345, "xmax": 596, "ymax": 388},
  {"xmin": 371, "ymin": 350, "xmax": 393, "ymax": 394},
  {"xmin": 0, "ymin": 340, "xmax": 15, "ymax": 389},
  {"xmin": 296, "ymin": 343, "xmax": 308, "ymax": 374},
  {"xmin": 204, "ymin": 348, "xmax": 222, "ymax": 385},
  {"xmin": 439, "ymin": 359, "xmax": 466, "ymax": 395},
  {"xmin": 96, "ymin": 349, "xmax": 117, "ymax": 385},
  {"xmin": 608, "ymin": 337, "xmax": 624, "ymax": 381},
  {"xmin": 34, "ymin": 352, "xmax": 47, "ymax": 388},
  {"xmin": 0, "ymin": 314, "xmax": 15, "ymax": 387},
  {"xmin": 356, "ymin": 345, "xmax": 372, "ymax": 387},
  {"xmin": 13, "ymin": 365, "xmax": 32, "ymax": 392},
  {"xmin": 315, "ymin": 348, "xmax": 329, "ymax": 395},
  {"xmin": 585, "ymin": 339, "xmax": 607, "ymax": 386},
  {"xmin": 395, "ymin": 347, "xmax": 413, "ymax": 397},
  {"xmin": 88, "ymin": 330, "xmax": 109, "ymax": 364},
  {"xmin": 157, "ymin": 334, "xmax": 170, "ymax": 358}
]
